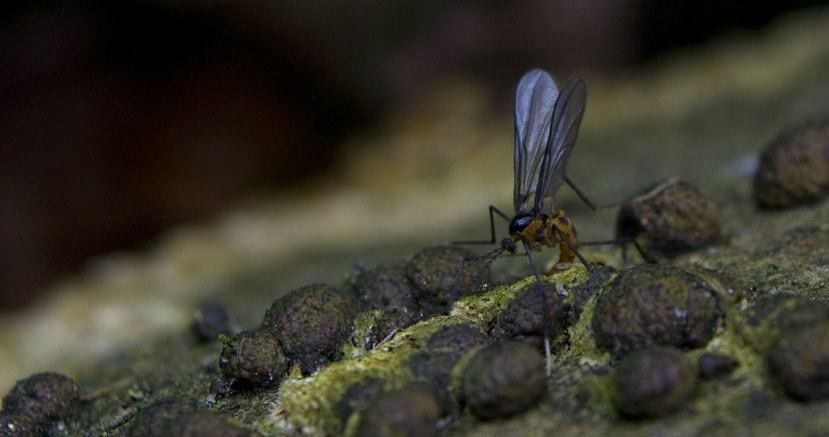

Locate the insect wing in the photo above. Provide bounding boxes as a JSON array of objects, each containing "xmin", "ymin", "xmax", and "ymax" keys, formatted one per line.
[
  {"xmin": 513, "ymin": 69, "xmax": 559, "ymax": 214},
  {"xmin": 533, "ymin": 76, "xmax": 587, "ymax": 213}
]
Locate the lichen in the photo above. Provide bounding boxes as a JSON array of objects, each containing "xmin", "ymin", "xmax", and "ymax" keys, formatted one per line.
[
  {"xmin": 265, "ymin": 267, "xmax": 591, "ymax": 435},
  {"xmin": 276, "ymin": 316, "xmax": 447, "ymax": 435}
]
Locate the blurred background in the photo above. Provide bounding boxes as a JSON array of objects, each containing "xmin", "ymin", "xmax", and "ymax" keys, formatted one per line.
[{"xmin": 1, "ymin": 0, "xmax": 827, "ymax": 309}]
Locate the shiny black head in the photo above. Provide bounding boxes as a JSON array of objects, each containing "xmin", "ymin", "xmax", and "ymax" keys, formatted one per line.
[{"xmin": 508, "ymin": 212, "xmax": 534, "ymax": 235}]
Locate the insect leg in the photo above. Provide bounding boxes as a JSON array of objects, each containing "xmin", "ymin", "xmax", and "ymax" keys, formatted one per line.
[
  {"xmin": 631, "ymin": 238, "xmax": 656, "ymax": 264},
  {"xmin": 521, "ymin": 240, "xmax": 553, "ymax": 377},
  {"xmin": 621, "ymin": 242, "xmax": 628, "ymax": 264},
  {"xmin": 553, "ymin": 226, "xmax": 592, "ymax": 270},
  {"xmin": 563, "ymin": 178, "xmax": 657, "ymax": 264},
  {"xmin": 564, "ymin": 176, "xmax": 627, "ymax": 210},
  {"xmin": 564, "ymin": 176, "xmax": 598, "ymax": 211},
  {"xmin": 452, "ymin": 205, "xmax": 511, "ymax": 245},
  {"xmin": 577, "ymin": 237, "xmax": 656, "ymax": 264}
]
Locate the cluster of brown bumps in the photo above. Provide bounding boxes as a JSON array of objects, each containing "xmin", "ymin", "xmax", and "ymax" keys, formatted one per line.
[{"xmin": 1, "ymin": 118, "xmax": 828, "ymax": 436}]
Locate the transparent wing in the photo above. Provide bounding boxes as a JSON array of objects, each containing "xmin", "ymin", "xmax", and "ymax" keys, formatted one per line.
[
  {"xmin": 533, "ymin": 76, "xmax": 587, "ymax": 213},
  {"xmin": 513, "ymin": 69, "xmax": 559, "ymax": 214}
]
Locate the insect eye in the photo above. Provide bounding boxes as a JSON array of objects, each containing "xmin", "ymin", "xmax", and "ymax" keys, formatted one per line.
[{"xmin": 509, "ymin": 213, "xmax": 534, "ymax": 234}]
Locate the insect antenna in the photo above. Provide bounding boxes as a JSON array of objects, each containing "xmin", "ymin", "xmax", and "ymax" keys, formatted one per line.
[{"xmin": 451, "ymin": 205, "xmax": 512, "ymax": 245}]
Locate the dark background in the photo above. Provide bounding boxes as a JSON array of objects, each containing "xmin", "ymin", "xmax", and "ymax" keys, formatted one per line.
[{"xmin": 1, "ymin": 0, "xmax": 825, "ymax": 309}]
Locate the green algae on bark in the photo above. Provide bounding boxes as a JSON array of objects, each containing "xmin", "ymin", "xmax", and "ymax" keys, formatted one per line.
[
  {"xmin": 7, "ymin": 203, "xmax": 829, "ymax": 437},
  {"xmin": 591, "ymin": 265, "xmax": 723, "ymax": 360},
  {"xmin": 273, "ymin": 269, "xmax": 587, "ymax": 435},
  {"xmin": 8, "ymin": 233, "xmax": 829, "ymax": 437},
  {"xmin": 276, "ymin": 317, "xmax": 446, "ymax": 435},
  {"xmin": 409, "ymin": 324, "xmax": 490, "ymax": 394}
]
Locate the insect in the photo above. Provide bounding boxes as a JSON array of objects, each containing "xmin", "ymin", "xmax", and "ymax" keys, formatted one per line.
[{"xmin": 451, "ymin": 69, "xmax": 643, "ymax": 375}]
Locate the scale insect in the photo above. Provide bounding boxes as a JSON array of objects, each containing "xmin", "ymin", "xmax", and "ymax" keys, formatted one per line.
[{"xmin": 450, "ymin": 69, "xmax": 639, "ymax": 375}]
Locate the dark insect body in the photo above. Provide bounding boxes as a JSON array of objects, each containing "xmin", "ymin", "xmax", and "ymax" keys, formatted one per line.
[{"xmin": 451, "ymin": 69, "xmax": 641, "ymax": 374}]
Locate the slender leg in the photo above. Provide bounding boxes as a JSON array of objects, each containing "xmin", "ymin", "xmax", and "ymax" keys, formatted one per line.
[
  {"xmin": 621, "ymin": 242, "xmax": 629, "ymax": 264},
  {"xmin": 564, "ymin": 177, "xmax": 657, "ymax": 264},
  {"xmin": 631, "ymin": 238, "xmax": 655, "ymax": 264},
  {"xmin": 452, "ymin": 205, "xmax": 511, "ymax": 245},
  {"xmin": 522, "ymin": 241, "xmax": 553, "ymax": 377},
  {"xmin": 565, "ymin": 176, "xmax": 628, "ymax": 210},
  {"xmin": 578, "ymin": 237, "xmax": 656, "ymax": 264},
  {"xmin": 553, "ymin": 227, "xmax": 591, "ymax": 270},
  {"xmin": 564, "ymin": 175, "xmax": 598, "ymax": 211}
]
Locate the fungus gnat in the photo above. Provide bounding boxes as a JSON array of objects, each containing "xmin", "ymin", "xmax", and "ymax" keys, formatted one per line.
[{"xmin": 450, "ymin": 69, "xmax": 645, "ymax": 375}]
